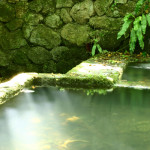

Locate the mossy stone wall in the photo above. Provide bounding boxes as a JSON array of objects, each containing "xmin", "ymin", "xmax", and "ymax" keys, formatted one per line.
[{"xmin": 0, "ymin": 0, "xmax": 137, "ymax": 77}]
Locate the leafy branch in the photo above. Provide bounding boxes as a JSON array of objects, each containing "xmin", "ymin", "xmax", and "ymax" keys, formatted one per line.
[{"xmin": 117, "ymin": 0, "xmax": 150, "ymax": 54}]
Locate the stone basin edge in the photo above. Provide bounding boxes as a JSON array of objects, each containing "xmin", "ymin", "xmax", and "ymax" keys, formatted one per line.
[{"xmin": 0, "ymin": 53, "xmax": 150, "ymax": 104}]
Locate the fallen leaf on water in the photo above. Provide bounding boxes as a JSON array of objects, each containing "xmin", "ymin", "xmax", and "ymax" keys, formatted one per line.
[
  {"xmin": 66, "ymin": 116, "xmax": 80, "ymax": 122},
  {"xmin": 60, "ymin": 139, "xmax": 88, "ymax": 148},
  {"xmin": 59, "ymin": 113, "xmax": 67, "ymax": 117}
]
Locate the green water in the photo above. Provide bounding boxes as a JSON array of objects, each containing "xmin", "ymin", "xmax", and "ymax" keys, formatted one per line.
[
  {"xmin": 122, "ymin": 62, "xmax": 150, "ymax": 81},
  {"xmin": 0, "ymin": 86, "xmax": 150, "ymax": 150}
]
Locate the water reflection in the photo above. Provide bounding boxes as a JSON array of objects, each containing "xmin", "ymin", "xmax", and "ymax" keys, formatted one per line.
[
  {"xmin": 0, "ymin": 87, "xmax": 150, "ymax": 150},
  {"xmin": 122, "ymin": 62, "xmax": 150, "ymax": 81}
]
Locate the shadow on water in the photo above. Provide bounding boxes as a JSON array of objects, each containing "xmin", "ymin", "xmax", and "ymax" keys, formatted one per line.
[{"xmin": 0, "ymin": 86, "xmax": 150, "ymax": 150}]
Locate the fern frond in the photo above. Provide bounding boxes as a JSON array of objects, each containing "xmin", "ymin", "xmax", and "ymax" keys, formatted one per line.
[
  {"xmin": 141, "ymin": 14, "xmax": 147, "ymax": 34},
  {"xmin": 146, "ymin": 13, "xmax": 150, "ymax": 26},
  {"xmin": 117, "ymin": 19, "xmax": 132, "ymax": 39},
  {"xmin": 124, "ymin": 13, "xmax": 134, "ymax": 22},
  {"xmin": 96, "ymin": 44, "xmax": 103, "ymax": 53},
  {"xmin": 92, "ymin": 44, "xmax": 96, "ymax": 56},
  {"xmin": 136, "ymin": 27, "xmax": 144, "ymax": 49},
  {"xmin": 129, "ymin": 28, "xmax": 137, "ymax": 53},
  {"xmin": 134, "ymin": 0, "xmax": 144, "ymax": 14},
  {"xmin": 134, "ymin": 16, "xmax": 141, "ymax": 31}
]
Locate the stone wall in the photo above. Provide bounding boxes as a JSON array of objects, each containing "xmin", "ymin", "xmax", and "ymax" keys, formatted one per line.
[{"xmin": 0, "ymin": 0, "xmax": 137, "ymax": 77}]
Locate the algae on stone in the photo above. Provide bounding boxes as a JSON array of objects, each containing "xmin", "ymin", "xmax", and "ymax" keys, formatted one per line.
[
  {"xmin": 70, "ymin": 0, "xmax": 94, "ymax": 24},
  {"xmin": 0, "ymin": 2, "xmax": 15, "ymax": 22},
  {"xmin": 28, "ymin": 46, "xmax": 52, "ymax": 65},
  {"xmin": 45, "ymin": 14, "xmax": 63, "ymax": 28},
  {"xmin": 61, "ymin": 23, "xmax": 91, "ymax": 46},
  {"xmin": 30, "ymin": 24, "xmax": 61, "ymax": 49}
]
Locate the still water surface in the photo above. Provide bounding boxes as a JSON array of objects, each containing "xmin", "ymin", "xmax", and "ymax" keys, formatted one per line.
[
  {"xmin": 0, "ymin": 86, "xmax": 150, "ymax": 150},
  {"xmin": 122, "ymin": 62, "xmax": 150, "ymax": 81}
]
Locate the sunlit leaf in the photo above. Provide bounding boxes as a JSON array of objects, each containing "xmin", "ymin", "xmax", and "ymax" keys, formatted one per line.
[
  {"xmin": 136, "ymin": 27, "xmax": 144, "ymax": 49},
  {"xmin": 92, "ymin": 44, "xmax": 96, "ymax": 56},
  {"xmin": 146, "ymin": 13, "xmax": 150, "ymax": 26},
  {"xmin": 96, "ymin": 44, "xmax": 103, "ymax": 53},
  {"xmin": 141, "ymin": 14, "xmax": 147, "ymax": 34},
  {"xmin": 117, "ymin": 19, "xmax": 132, "ymax": 39}
]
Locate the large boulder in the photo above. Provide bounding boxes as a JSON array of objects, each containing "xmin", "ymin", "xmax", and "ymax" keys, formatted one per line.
[
  {"xmin": 0, "ymin": 30, "xmax": 27, "ymax": 50},
  {"xmin": 61, "ymin": 23, "xmax": 91, "ymax": 46},
  {"xmin": 28, "ymin": 0, "xmax": 43, "ymax": 13},
  {"xmin": 90, "ymin": 30, "xmax": 123, "ymax": 50},
  {"xmin": 22, "ymin": 24, "xmax": 35, "ymax": 39},
  {"xmin": 11, "ymin": 46, "xmax": 30, "ymax": 65},
  {"xmin": 6, "ymin": 19, "xmax": 23, "ymax": 31},
  {"xmin": 29, "ymin": 24, "xmax": 61, "ymax": 49},
  {"xmin": 94, "ymin": 0, "xmax": 113, "ymax": 16},
  {"xmin": 29, "ymin": 0, "xmax": 56, "ymax": 14},
  {"xmin": 56, "ymin": 0, "xmax": 74, "ymax": 8},
  {"xmin": 24, "ymin": 12, "xmax": 43, "ymax": 25},
  {"xmin": 28, "ymin": 46, "xmax": 52, "ymax": 65},
  {"xmin": 89, "ymin": 16, "xmax": 122, "ymax": 30},
  {"xmin": 60, "ymin": 8, "xmax": 73, "ymax": 23},
  {"xmin": 70, "ymin": 0, "xmax": 94, "ymax": 24},
  {"xmin": 106, "ymin": 1, "xmax": 136, "ymax": 18},
  {"xmin": 50, "ymin": 46, "xmax": 71, "ymax": 61},
  {"xmin": 45, "ymin": 14, "xmax": 63, "ymax": 28},
  {"xmin": 42, "ymin": 60, "xmax": 57, "ymax": 73},
  {"xmin": 15, "ymin": 1, "xmax": 28, "ymax": 19},
  {"xmin": 0, "ymin": 50, "xmax": 9, "ymax": 67},
  {"xmin": 0, "ymin": 2, "xmax": 15, "ymax": 22},
  {"xmin": 42, "ymin": 0, "xmax": 56, "ymax": 14}
]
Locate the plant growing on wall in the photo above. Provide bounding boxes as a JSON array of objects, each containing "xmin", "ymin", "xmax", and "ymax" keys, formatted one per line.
[
  {"xmin": 117, "ymin": 0, "xmax": 150, "ymax": 54},
  {"xmin": 91, "ymin": 38, "xmax": 103, "ymax": 56}
]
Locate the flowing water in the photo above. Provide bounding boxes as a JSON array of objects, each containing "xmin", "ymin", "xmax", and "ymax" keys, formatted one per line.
[{"xmin": 0, "ymin": 63, "xmax": 150, "ymax": 150}]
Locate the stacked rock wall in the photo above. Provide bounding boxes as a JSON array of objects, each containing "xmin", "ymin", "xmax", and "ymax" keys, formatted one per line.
[{"xmin": 0, "ymin": 0, "xmax": 137, "ymax": 77}]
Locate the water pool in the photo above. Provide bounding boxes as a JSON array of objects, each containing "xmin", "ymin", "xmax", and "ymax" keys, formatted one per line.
[{"xmin": 0, "ymin": 86, "xmax": 150, "ymax": 150}]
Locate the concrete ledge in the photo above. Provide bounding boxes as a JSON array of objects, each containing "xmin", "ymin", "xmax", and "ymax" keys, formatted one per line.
[{"xmin": 1, "ymin": 52, "xmax": 150, "ymax": 104}]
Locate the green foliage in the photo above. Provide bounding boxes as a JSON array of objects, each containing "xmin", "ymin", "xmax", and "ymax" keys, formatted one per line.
[
  {"xmin": 117, "ymin": 0, "xmax": 150, "ymax": 54},
  {"xmin": 92, "ymin": 39, "xmax": 103, "ymax": 56}
]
